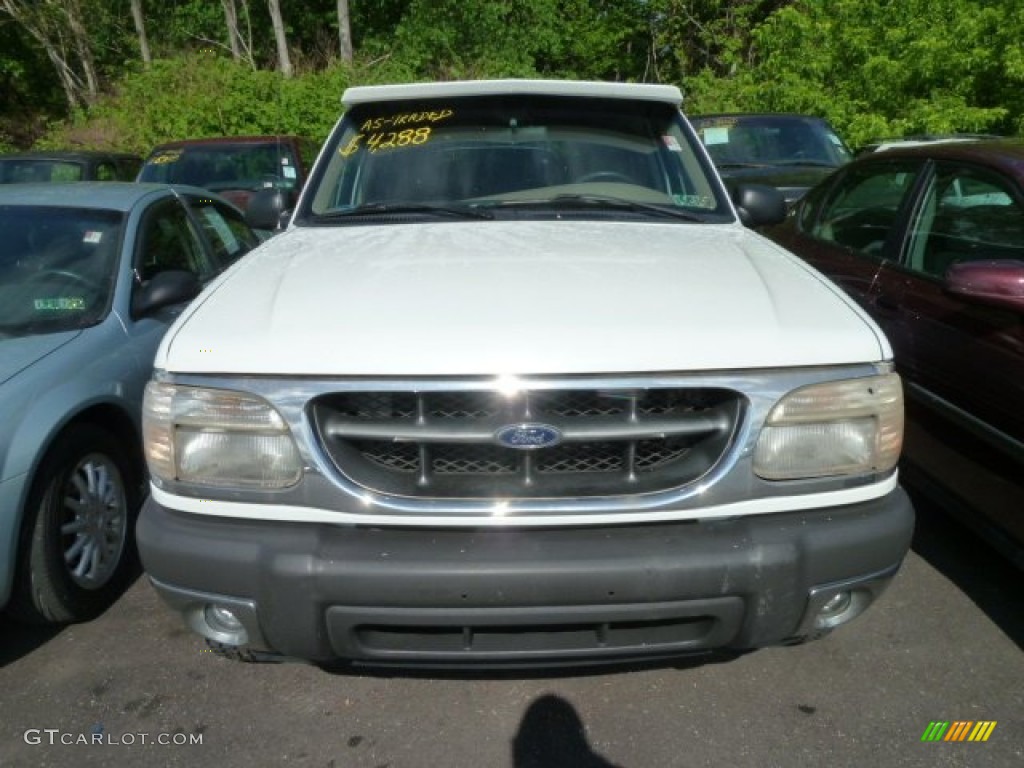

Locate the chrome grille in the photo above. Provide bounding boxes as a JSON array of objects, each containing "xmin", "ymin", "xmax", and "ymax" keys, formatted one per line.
[{"xmin": 312, "ymin": 386, "xmax": 744, "ymax": 499}]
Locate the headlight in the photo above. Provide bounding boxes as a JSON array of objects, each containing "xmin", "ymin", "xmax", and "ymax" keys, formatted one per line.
[
  {"xmin": 753, "ymin": 373, "xmax": 903, "ymax": 480},
  {"xmin": 143, "ymin": 382, "xmax": 302, "ymax": 489}
]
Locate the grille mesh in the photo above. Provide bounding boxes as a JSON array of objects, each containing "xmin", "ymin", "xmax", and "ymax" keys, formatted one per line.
[{"xmin": 313, "ymin": 386, "xmax": 742, "ymax": 499}]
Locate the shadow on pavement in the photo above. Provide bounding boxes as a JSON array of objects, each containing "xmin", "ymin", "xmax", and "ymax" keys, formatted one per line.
[
  {"xmin": 0, "ymin": 570, "xmax": 143, "ymax": 669},
  {"xmin": 907, "ymin": 486, "xmax": 1024, "ymax": 650},
  {"xmin": 0, "ymin": 617, "xmax": 62, "ymax": 669},
  {"xmin": 512, "ymin": 693, "xmax": 623, "ymax": 768}
]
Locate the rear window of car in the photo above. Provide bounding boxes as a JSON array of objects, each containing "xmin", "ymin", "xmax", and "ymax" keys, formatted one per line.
[{"xmin": 0, "ymin": 160, "xmax": 84, "ymax": 183}]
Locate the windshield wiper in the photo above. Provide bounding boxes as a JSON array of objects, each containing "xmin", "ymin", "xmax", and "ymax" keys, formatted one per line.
[
  {"xmin": 317, "ymin": 202, "xmax": 494, "ymax": 220},
  {"xmin": 501, "ymin": 194, "xmax": 707, "ymax": 222},
  {"xmin": 770, "ymin": 159, "xmax": 839, "ymax": 168}
]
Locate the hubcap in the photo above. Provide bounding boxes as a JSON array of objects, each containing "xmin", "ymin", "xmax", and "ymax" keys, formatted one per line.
[{"xmin": 59, "ymin": 453, "xmax": 128, "ymax": 589}]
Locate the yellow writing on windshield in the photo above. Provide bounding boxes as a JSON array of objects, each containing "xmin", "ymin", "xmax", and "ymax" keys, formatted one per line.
[
  {"xmin": 340, "ymin": 109, "xmax": 453, "ymax": 157},
  {"xmin": 359, "ymin": 109, "xmax": 453, "ymax": 132},
  {"xmin": 341, "ymin": 126, "xmax": 433, "ymax": 157},
  {"xmin": 148, "ymin": 150, "xmax": 182, "ymax": 165}
]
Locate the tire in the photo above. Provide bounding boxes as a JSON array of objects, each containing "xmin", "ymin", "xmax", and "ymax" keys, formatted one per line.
[{"xmin": 8, "ymin": 424, "xmax": 141, "ymax": 624}]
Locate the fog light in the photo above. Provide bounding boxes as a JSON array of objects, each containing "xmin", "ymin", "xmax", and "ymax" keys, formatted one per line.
[
  {"xmin": 820, "ymin": 591, "xmax": 852, "ymax": 618},
  {"xmin": 201, "ymin": 603, "xmax": 249, "ymax": 645},
  {"xmin": 795, "ymin": 566, "xmax": 900, "ymax": 640},
  {"xmin": 205, "ymin": 604, "xmax": 242, "ymax": 631},
  {"xmin": 813, "ymin": 589, "xmax": 867, "ymax": 631}
]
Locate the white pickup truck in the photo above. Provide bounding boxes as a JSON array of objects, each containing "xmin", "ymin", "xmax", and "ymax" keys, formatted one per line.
[{"xmin": 137, "ymin": 80, "xmax": 913, "ymax": 667}]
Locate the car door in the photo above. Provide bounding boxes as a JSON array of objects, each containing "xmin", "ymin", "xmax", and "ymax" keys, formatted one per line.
[
  {"xmin": 121, "ymin": 194, "xmax": 216, "ymax": 387},
  {"xmin": 781, "ymin": 157, "xmax": 927, "ymax": 317},
  {"xmin": 872, "ymin": 159, "xmax": 1024, "ymax": 549}
]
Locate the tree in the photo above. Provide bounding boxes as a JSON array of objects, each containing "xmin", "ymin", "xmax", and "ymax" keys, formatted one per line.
[
  {"xmin": 1, "ymin": 0, "xmax": 100, "ymax": 110},
  {"xmin": 130, "ymin": 0, "xmax": 151, "ymax": 67},
  {"xmin": 221, "ymin": 0, "xmax": 243, "ymax": 61},
  {"xmin": 337, "ymin": 0, "xmax": 352, "ymax": 63},
  {"xmin": 681, "ymin": 0, "xmax": 1024, "ymax": 144},
  {"xmin": 267, "ymin": 0, "xmax": 292, "ymax": 77}
]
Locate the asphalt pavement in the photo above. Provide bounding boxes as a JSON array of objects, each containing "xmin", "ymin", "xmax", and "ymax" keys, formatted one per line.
[{"xmin": 1, "ymin": 489, "xmax": 1021, "ymax": 768}]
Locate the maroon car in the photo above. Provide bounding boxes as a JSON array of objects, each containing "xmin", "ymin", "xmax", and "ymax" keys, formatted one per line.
[
  {"xmin": 767, "ymin": 139, "xmax": 1024, "ymax": 566},
  {"xmin": 137, "ymin": 135, "xmax": 319, "ymax": 213}
]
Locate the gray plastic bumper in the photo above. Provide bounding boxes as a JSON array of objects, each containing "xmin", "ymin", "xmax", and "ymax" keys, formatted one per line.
[{"xmin": 137, "ymin": 488, "xmax": 914, "ymax": 666}]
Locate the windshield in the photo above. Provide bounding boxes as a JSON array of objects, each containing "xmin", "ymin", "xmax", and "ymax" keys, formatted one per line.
[
  {"xmin": 691, "ymin": 115, "xmax": 853, "ymax": 168},
  {"xmin": 0, "ymin": 205, "xmax": 123, "ymax": 337},
  {"xmin": 138, "ymin": 142, "xmax": 302, "ymax": 193},
  {"xmin": 301, "ymin": 94, "xmax": 732, "ymax": 223}
]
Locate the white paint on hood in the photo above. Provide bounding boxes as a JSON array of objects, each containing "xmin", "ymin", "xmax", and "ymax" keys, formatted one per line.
[{"xmin": 158, "ymin": 220, "xmax": 888, "ymax": 376}]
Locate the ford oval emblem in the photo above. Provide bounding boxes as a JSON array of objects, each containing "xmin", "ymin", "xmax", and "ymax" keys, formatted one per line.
[{"xmin": 494, "ymin": 423, "xmax": 562, "ymax": 450}]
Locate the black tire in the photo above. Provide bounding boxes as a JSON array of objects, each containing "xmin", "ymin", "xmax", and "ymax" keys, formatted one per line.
[{"xmin": 8, "ymin": 424, "xmax": 141, "ymax": 624}]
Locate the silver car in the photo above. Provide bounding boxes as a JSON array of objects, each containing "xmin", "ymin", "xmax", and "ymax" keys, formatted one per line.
[{"xmin": 0, "ymin": 182, "xmax": 259, "ymax": 623}]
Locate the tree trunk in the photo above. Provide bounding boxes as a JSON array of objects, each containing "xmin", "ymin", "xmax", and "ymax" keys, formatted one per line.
[
  {"xmin": 41, "ymin": 38, "xmax": 83, "ymax": 111},
  {"xmin": 62, "ymin": 0, "xmax": 99, "ymax": 105},
  {"xmin": 337, "ymin": 0, "xmax": 353, "ymax": 63},
  {"xmin": 221, "ymin": 0, "xmax": 242, "ymax": 61},
  {"xmin": 130, "ymin": 0, "xmax": 151, "ymax": 67},
  {"xmin": 267, "ymin": 0, "xmax": 293, "ymax": 77}
]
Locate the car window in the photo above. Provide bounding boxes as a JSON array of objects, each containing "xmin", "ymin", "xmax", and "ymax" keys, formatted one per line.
[
  {"xmin": 0, "ymin": 205, "xmax": 123, "ymax": 336},
  {"xmin": 0, "ymin": 160, "xmax": 84, "ymax": 183},
  {"xmin": 807, "ymin": 161, "xmax": 921, "ymax": 256},
  {"xmin": 95, "ymin": 162, "xmax": 118, "ymax": 181},
  {"xmin": 139, "ymin": 142, "xmax": 304, "ymax": 193},
  {"xmin": 906, "ymin": 164, "xmax": 1024, "ymax": 277},
  {"xmin": 297, "ymin": 139, "xmax": 319, "ymax": 176},
  {"xmin": 693, "ymin": 115, "xmax": 852, "ymax": 167},
  {"xmin": 134, "ymin": 198, "xmax": 216, "ymax": 283},
  {"xmin": 186, "ymin": 195, "xmax": 260, "ymax": 269}
]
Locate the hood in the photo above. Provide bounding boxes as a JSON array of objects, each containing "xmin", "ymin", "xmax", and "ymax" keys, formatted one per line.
[
  {"xmin": 160, "ymin": 220, "xmax": 888, "ymax": 376},
  {"xmin": 0, "ymin": 331, "xmax": 80, "ymax": 386}
]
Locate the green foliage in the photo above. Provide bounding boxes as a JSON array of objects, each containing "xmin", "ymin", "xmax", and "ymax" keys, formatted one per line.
[
  {"xmin": 38, "ymin": 54, "xmax": 347, "ymax": 153},
  {"xmin": 680, "ymin": 0, "xmax": 1024, "ymax": 146},
  {"xmin": 10, "ymin": 0, "xmax": 1024, "ymax": 154},
  {"xmin": 0, "ymin": 9, "xmax": 66, "ymax": 145}
]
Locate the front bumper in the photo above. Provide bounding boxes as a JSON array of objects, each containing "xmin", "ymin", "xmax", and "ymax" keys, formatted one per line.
[{"xmin": 137, "ymin": 488, "xmax": 914, "ymax": 666}]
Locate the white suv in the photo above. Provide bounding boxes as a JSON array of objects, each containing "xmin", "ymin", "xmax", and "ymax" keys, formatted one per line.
[{"xmin": 137, "ymin": 80, "xmax": 913, "ymax": 666}]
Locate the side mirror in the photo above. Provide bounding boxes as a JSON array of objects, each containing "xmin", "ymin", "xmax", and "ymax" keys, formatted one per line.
[
  {"xmin": 246, "ymin": 188, "xmax": 290, "ymax": 232},
  {"xmin": 731, "ymin": 183, "xmax": 788, "ymax": 228},
  {"xmin": 945, "ymin": 259, "xmax": 1024, "ymax": 313},
  {"xmin": 132, "ymin": 269, "xmax": 201, "ymax": 317}
]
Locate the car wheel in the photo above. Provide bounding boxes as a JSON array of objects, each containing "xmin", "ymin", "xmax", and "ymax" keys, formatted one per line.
[{"xmin": 8, "ymin": 424, "xmax": 141, "ymax": 624}]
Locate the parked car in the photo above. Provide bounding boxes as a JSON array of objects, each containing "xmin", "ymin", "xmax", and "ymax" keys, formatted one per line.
[
  {"xmin": 0, "ymin": 151, "xmax": 142, "ymax": 184},
  {"xmin": 766, "ymin": 139, "xmax": 1024, "ymax": 566},
  {"xmin": 0, "ymin": 182, "xmax": 260, "ymax": 624},
  {"xmin": 690, "ymin": 113, "xmax": 853, "ymax": 205},
  {"xmin": 136, "ymin": 135, "xmax": 319, "ymax": 216},
  {"xmin": 855, "ymin": 133, "xmax": 1001, "ymax": 155},
  {"xmin": 137, "ymin": 80, "xmax": 913, "ymax": 667}
]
